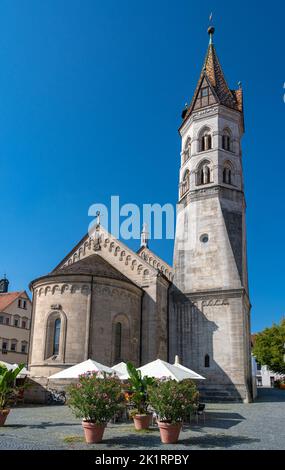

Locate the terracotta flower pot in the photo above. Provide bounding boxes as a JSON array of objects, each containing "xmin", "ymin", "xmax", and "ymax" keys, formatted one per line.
[
  {"xmin": 133, "ymin": 414, "xmax": 152, "ymax": 430},
  {"xmin": 0, "ymin": 409, "xmax": 10, "ymax": 427},
  {"xmin": 280, "ymin": 384, "xmax": 285, "ymax": 390},
  {"xmin": 82, "ymin": 421, "xmax": 106, "ymax": 443},
  {"xmin": 158, "ymin": 421, "xmax": 182, "ymax": 444}
]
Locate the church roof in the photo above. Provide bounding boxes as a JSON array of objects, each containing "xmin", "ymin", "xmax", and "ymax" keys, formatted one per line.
[
  {"xmin": 52, "ymin": 254, "xmax": 135, "ymax": 284},
  {"xmin": 181, "ymin": 28, "xmax": 243, "ymax": 127},
  {"xmin": 137, "ymin": 246, "xmax": 173, "ymax": 281}
]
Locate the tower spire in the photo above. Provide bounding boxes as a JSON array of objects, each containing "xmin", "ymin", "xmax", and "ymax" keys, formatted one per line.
[
  {"xmin": 180, "ymin": 22, "xmax": 243, "ymax": 127},
  {"xmin": 140, "ymin": 223, "xmax": 149, "ymax": 248}
]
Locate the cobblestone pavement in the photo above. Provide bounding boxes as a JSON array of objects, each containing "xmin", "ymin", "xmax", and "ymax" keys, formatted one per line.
[{"xmin": 0, "ymin": 388, "xmax": 284, "ymax": 450}]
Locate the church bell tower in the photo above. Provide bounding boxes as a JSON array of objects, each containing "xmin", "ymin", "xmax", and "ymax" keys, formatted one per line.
[{"xmin": 170, "ymin": 26, "xmax": 252, "ymax": 402}]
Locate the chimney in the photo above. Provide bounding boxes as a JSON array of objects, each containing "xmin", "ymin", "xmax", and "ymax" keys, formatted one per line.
[{"xmin": 0, "ymin": 276, "xmax": 9, "ymax": 293}]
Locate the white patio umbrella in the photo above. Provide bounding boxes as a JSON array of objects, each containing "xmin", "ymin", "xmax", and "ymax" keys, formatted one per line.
[
  {"xmin": 48, "ymin": 359, "xmax": 114, "ymax": 379},
  {"xmin": 111, "ymin": 362, "xmax": 128, "ymax": 376},
  {"xmin": 173, "ymin": 363, "xmax": 205, "ymax": 380},
  {"xmin": 172, "ymin": 355, "xmax": 205, "ymax": 380},
  {"xmin": 0, "ymin": 361, "xmax": 30, "ymax": 377},
  {"xmin": 119, "ymin": 359, "xmax": 205, "ymax": 382},
  {"xmin": 0, "ymin": 361, "xmax": 13, "ymax": 369}
]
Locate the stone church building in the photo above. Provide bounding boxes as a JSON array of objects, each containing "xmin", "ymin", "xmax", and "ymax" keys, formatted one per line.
[{"xmin": 28, "ymin": 27, "xmax": 253, "ymax": 402}]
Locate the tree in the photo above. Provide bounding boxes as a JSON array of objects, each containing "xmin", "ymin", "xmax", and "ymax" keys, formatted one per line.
[{"xmin": 253, "ymin": 319, "xmax": 285, "ymax": 374}]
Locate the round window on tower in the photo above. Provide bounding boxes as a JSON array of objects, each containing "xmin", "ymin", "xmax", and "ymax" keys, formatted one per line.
[{"xmin": 200, "ymin": 234, "xmax": 209, "ymax": 244}]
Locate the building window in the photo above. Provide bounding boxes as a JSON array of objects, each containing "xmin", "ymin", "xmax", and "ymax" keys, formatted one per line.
[
  {"xmin": 256, "ymin": 363, "xmax": 262, "ymax": 371},
  {"xmin": 5, "ymin": 317, "xmax": 9, "ymax": 325},
  {"xmin": 257, "ymin": 377, "xmax": 262, "ymax": 387},
  {"xmin": 183, "ymin": 137, "xmax": 191, "ymax": 163},
  {"xmin": 200, "ymin": 133, "xmax": 212, "ymax": 152},
  {"xmin": 222, "ymin": 129, "xmax": 232, "ymax": 152},
  {"xmin": 204, "ymin": 354, "xmax": 210, "ymax": 368},
  {"xmin": 0, "ymin": 316, "xmax": 3, "ymax": 324},
  {"xmin": 197, "ymin": 86, "xmax": 210, "ymax": 108},
  {"xmin": 180, "ymin": 169, "xmax": 190, "ymax": 198},
  {"xmin": 14, "ymin": 318, "xmax": 19, "ymax": 327},
  {"xmin": 18, "ymin": 299, "xmax": 27, "ymax": 309},
  {"xmin": 22, "ymin": 320, "xmax": 26, "ymax": 329},
  {"xmin": 11, "ymin": 342, "xmax": 17, "ymax": 352},
  {"xmin": 45, "ymin": 312, "xmax": 67, "ymax": 360},
  {"xmin": 197, "ymin": 160, "xmax": 212, "ymax": 186},
  {"xmin": 2, "ymin": 341, "xmax": 8, "ymax": 351},
  {"xmin": 223, "ymin": 162, "xmax": 233, "ymax": 185},
  {"xmin": 21, "ymin": 343, "xmax": 27, "ymax": 354},
  {"xmin": 200, "ymin": 234, "xmax": 209, "ymax": 244},
  {"xmin": 114, "ymin": 322, "xmax": 122, "ymax": 363},
  {"xmin": 53, "ymin": 318, "xmax": 61, "ymax": 355}
]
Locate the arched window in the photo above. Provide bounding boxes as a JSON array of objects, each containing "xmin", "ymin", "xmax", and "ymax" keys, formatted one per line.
[
  {"xmin": 180, "ymin": 169, "xmax": 190, "ymax": 197},
  {"xmin": 53, "ymin": 318, "xmax": 61, "ymax": 355},
  {"xmin": 204, "ymin": 354, "xmax": 210, "ymax": 368},
  {"xmin": 222, "ymin": 129, "xmax": 232, "ymax": 152},
  {"xmin": 45, "ymin": 311, "xmax": 67, "ymax": 361},
  {"xmin": 197, "ymin": 160, "xmax": 212, "ymax": 186},
  {"xmin": 200, "ymin": 129, "xmax": 212, "ymax": 152},
  {"xmin": 114, "ymin": 322, "xmax": 122, "ymax": 362},
  {"xmin": 183, "ymin": 137, "xmax": 191, "ymax": 163},
  {"xmin": 223, "ymin": 162, "xmax": 233, "ymax": 185}
]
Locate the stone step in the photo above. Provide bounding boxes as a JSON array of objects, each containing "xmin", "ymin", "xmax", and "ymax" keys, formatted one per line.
[{"xmin": 199, "ymin": 389, "xmax": 243, "ymax": 403}]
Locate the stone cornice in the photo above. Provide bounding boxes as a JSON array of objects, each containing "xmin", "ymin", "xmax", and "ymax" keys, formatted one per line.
[
  {"xmin": 177, "ymin": 185, "xmax": 245, "ymax": 210},
  {"xmin": 31, "ymin": 273, "xmax": 142, "ymax": 297},
  {"xmin": 179, "ymin": 104, "xmax": 244, "ymax": 137},
  {"xmin": 171, "ymin": 287, "xmax": 250, "ymax": 304}
]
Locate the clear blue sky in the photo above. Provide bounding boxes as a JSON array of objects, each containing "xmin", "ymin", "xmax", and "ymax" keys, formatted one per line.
[{"xmin": 0, "ymin": 1, "xmax": 284, "ymax": 332}]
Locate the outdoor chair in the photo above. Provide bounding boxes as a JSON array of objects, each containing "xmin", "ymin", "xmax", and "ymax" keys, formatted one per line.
[{"xmin": 190, "ymin": 403, "xmax": 206, "ymax": 425}]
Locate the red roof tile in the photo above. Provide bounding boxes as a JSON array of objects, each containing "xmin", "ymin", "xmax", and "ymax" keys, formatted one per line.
[{"xmin": 0, "ymin": 292, "xmax": 25, "ymax": 312}]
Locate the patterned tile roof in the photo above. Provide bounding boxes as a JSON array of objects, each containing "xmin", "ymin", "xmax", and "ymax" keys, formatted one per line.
[{"xmin": 182, "ymin": 39, "xmax": 243, "ymax": 124}]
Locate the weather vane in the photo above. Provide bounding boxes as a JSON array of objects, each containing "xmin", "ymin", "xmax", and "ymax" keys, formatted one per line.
[{"xmin": 208, "ymin": 12, "xmax": 215, "ymax": 43}]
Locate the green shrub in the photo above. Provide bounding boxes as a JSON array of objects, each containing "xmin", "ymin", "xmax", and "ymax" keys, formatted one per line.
[
  {"xmin": 67, "ymin": 371, "xmax": 123, "ymax": 423},
  {"xmin": 148, "ymin": 378, "xmax": 199, "ymax": 423}
]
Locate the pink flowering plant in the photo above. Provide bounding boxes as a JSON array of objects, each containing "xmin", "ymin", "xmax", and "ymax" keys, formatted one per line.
[
  {"xmin": 148, "ymin": 379, "xmax": 199, "ymax": 423},
  {"xmin": 67, "ymin": 371, "xmax": 123, "ymax": 423}
]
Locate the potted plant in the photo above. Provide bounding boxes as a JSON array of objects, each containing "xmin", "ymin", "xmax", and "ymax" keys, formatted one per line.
[
  {"xmin": 148, "ymin": 378, "xmax": 198, "ymax": 444},
  {"xmin": 280, "ymin": 380, "xmax": 285, "ymax": 390},
  {"xmin": 0, "ymin": 363, "xmax": 25, "ymax": 426},
  {"xmin": 126, "ymin": 362, "xmax": 154, "ymax": 430},
  {"xmin": 68, "ymin": 371, "xmax": 122, "ymax": 443}
]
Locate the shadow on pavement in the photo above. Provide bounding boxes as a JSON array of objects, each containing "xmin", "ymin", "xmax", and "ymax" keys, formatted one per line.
[
  {"xmin": 179, "ymin": 434, "xmax": 260, "ymax": 448},
  {"xmin": 188, "ymin": 411, "xmax": 245, "ymax": 430}
]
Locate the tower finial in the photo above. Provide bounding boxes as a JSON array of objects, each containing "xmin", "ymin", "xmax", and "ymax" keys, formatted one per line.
[
  {"xmin": 208, "ymin": 12, "xmax": 215, "ymax": 44},
  {"xmin": 140, "ymin": 223, "xmax": 149, "ymax": 248},
  {"xmin": 96, "ymin": 210, "xmax": 100, "ymax": 226}
]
